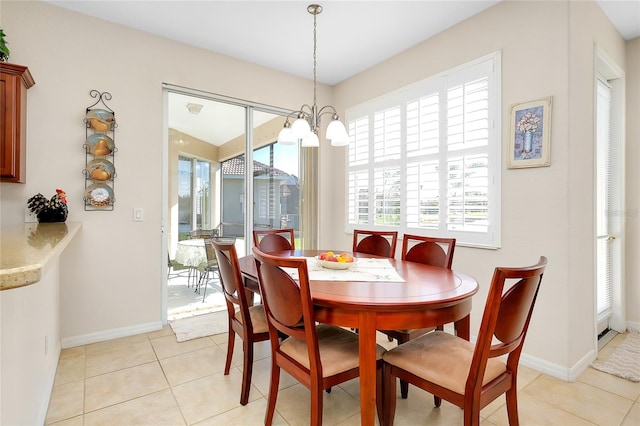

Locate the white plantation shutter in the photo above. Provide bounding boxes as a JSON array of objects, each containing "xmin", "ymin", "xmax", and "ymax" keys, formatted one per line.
[
  {"xmin": 347, "ymin": 117, "xmax": 370, "ymax": 225},
  {"xmin": 348, "ymin": 170, "xmax": 369, "ymax": 225},
  {"xmin": 446, "ymin": 76, "xmax": 490, "ymax": 233},
  {"xmin": 373, "ymin": 167, "xmax": 401, "ymax": 226},
  {"xmin": 374, "ymin": 107, "xmax": 402, "ymax": 162},
  {"xmin": 406, "ymin": 161, "xmax": 440, "ymax": 229},
  {"xmin": 346, "ymin": 53, "xmax": 501, "ymax": 247}
]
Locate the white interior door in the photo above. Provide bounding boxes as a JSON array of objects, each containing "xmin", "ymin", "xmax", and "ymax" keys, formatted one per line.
[{"xmin": 595, "ymin": 47, "xmax": 625, "ymax": 341}]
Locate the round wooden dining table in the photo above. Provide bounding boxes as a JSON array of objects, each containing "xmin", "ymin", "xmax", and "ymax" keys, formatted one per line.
[{"xmin": 238, "ymin": 249, "xmax": 479, "ymax": 426}]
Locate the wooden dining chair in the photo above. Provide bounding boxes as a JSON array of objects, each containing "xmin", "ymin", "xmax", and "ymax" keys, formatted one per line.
[
  {"xmin": 252, "ymin": 228, "xmax": 295, "ymax": 252},
  {"xmin": 211, "ymin": 238, "xmax": 269, "ymax": 406},
  {"xmin": 167, "ymin": 251, "xmax": 190, "ymax": 280},
  {"xmin": 352, "ymin": 229, "xmax": 398, "ymax": 258},
  {"xmin": 252, "ymin": 247, "xmax": 386, "ymax": 426},
  {"xmin": 382, "ymin": 256, "xmax": 548, "ymax": 426},
  {"xmin": 379, "ymin": 233, "xmax": 456, "ymax": 398}
]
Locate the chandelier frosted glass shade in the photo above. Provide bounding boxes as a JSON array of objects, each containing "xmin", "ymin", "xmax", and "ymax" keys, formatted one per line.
[
  {"xmin": 291, "ymin": 117, "xmax": 311, "ymax": 139},
  {"xmin": 277, "ymin": 125, "xmax": 297, "ymax": 145},
  {"xmin": 326, "ymin": 119, "xmax": 349, "ymax": 146}
]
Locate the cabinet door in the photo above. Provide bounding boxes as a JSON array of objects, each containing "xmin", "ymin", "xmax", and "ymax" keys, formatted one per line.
[{"xmin": 1, "ymin": 64, "xmax": 34, "ymax": 183}]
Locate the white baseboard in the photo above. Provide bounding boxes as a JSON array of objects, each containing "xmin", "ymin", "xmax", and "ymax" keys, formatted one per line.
[
  {"xmin": 61, "ymin": 321, "xmax": 163, "ymax": 348},
  {"xmin": 519, "ymin": 347, "xmax": 596, "ymax": 382},
  {"xmin": 627, "ymin": 321, "xmax": 640, "ymax": 332}
]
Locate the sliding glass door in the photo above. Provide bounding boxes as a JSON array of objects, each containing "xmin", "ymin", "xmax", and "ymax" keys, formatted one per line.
[
  {"xmin": 166, "ymin": 86, "xmax": 306, "ymax": 258},
  {"xmin": 217, "ymin": 109, "xmax": 302, "ymax": 252},
  {"xmin": 252, "ymin": 138, "xmax": 301, "ymax": 245}
]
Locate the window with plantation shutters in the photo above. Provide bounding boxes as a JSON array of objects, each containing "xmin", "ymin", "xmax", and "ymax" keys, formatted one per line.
[{"xmin": 346, "ymin": 52, "xmax": 501, "ymax": 248}]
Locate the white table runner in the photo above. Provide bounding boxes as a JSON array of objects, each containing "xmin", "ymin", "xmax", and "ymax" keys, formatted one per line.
[{"xmin": 284, "ymin": 257, "xmax": 405, "ymax": 282}]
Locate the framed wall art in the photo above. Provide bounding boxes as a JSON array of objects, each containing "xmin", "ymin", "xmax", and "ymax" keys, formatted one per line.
[{"xmin": 508, "ymin": 96, "xmax": 552, "ymax": 169}]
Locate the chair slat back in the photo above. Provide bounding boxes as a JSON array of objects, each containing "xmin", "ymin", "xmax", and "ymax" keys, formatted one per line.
[
  {"xmin": 211, "ymin": 239, "xmax": 253, "ymax": 327},
  {"xmin": 468, "ymin": 257, "xmax": 547, "ymax": 390},
  {"xmin": 353, "ymin": 230, "xmax": 398, "ymax": 258},
  {"xmin": 401, "ymin": 234, "xmax": 456, "ymax": 269},
  {"xmin": 253, "ymin": 228, "xmax": 295, "ymax": 252},
  {"xmin": 203, "ymin": 238, "xmax": 217, "ymax": 263},
  {"xmin": 190, "ymin": 228, "xmax": 218, "ymax": 239}
]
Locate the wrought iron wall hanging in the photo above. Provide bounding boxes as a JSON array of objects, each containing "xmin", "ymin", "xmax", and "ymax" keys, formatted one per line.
[{"xmin": 83, "ymin": 90, "xmax": 117, "ymax": 210}]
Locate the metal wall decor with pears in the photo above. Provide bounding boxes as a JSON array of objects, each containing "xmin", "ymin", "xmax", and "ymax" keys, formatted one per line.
[{"xmin": 83, "ymin": 90, "xmax": 117, "ymax": 210}]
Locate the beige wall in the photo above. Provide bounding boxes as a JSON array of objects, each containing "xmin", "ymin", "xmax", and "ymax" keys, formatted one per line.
[
  {"xmin": 0, "ymin": 0, "xmax": 636, "ymax": 384},
  {"xmin": 328, "ymin": 0, "xmax": 632, "ymax": 377},
  {"xmin": 0, "ymin": 0, "xmax": 327, "ymax": 341},
  {"xmin": 625, "ymin": 37, "xmax": 640, "ymax": 325}
]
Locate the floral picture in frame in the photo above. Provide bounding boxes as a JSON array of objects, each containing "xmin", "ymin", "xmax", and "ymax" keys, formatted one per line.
[{"xmin": 508, "ymin": 96, "xmax": 552, "ymax": 168}]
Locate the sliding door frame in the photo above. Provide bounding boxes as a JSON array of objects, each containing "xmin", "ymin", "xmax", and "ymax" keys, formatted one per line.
[{"xmin": 161, "ymin": 83, "xmax": 317, "ymax": 323}]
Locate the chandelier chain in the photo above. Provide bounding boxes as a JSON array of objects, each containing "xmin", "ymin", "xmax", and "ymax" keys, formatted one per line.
[{"xmin": 312, "ymin": 9, "xmax": 318, "ymax": 118}]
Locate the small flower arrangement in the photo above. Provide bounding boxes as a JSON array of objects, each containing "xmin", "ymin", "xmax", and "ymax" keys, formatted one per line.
[{"xmin": 517, "ymin": 111, "xmax": 541, "ymax": 133}]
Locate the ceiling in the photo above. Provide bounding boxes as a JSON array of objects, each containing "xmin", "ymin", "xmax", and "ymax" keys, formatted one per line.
[{"xmin": 44, "ymin": 0, "xmax": 640, "ymax": 145}]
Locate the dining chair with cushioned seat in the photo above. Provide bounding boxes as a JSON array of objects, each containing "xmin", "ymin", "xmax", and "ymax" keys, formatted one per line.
[
  {"xmin": 252, "ymin": 247, "xmax": 386, "ymax": 426},
  {"xmin": 401, "ymin": 234, "xmax": 456, "ymax": 268},
  {"xmin": 195, "ymin": 238, "xmax": 219, "ymax": 302},
  {"xmin": 252, "ymin": 228, "xmax": 295, "ymax": 252},
  {"xmin": 379, "ymin": 233, "xmax": 456, "ymax": 398},
  {"xmin": 352, "ymin": 229, "xmax": 398, "ymax": 258},
  {"xmin": 167, "ymin": 251, "xmax": 190, "ymax": 280},
  {"xmin": 212, "ymin": 238, "xmax": 269, "ymax": 406},
  {"xmin": 382, "ymin": 256, "xmax": 547, "ymax": 426}
]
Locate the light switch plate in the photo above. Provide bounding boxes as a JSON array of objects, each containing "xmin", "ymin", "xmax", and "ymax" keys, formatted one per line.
[
  {"xmin": 24, "ymin": 208, "xmax": 37, "ymax": 223},
  {"xmin": 133, "ymin": 207, "xmax": 144, "ymax": 222}
]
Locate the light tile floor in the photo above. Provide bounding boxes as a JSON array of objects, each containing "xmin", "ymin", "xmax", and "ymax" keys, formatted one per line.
[{"xmin": 46, "ymin": 329, "xmax": 640, "ymax": 425}]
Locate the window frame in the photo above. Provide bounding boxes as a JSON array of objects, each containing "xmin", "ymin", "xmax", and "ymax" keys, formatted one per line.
[{"xmin": 345, "ymin": 52, "xmax": 501, "ymax": 249}]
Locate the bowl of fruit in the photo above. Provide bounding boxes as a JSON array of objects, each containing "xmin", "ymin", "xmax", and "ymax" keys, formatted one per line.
[{"xmin": 315, "ymin": 251, "xmax": 356, "ymax": 270}]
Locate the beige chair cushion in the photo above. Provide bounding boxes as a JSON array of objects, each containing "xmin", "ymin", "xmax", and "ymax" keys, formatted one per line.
[
  {"xmin": 281, "ymin": 324, "xmax": 386, "ymax": 377},
  {"xmin": 234, "ymin": 305, "xmax": 268, "ymax": 334},
  {"xmin": 383, "ymin": 331, "xmax": 506, "ymax": 395}
]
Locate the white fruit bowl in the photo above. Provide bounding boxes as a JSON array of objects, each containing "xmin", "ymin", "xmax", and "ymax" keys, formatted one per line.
[{"xmin": 315, "ymin": 256, "xmax": 356, "ymax": 270}]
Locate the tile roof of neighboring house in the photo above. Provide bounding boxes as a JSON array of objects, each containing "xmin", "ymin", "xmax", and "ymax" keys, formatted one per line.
[{"xmin": 222, "ymin": 155, "xmax": 290, "ymax": 178}]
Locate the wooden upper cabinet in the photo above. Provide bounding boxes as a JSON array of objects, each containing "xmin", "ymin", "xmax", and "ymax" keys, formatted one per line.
[{"xmin": 1, "ymin": 63, "xmax": 35, "ymax": 183}]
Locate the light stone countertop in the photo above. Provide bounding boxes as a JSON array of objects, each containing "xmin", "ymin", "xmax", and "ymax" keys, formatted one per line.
[{"xmin": 0, "ymin": 221, "xmax": 81, "ymax": 290}]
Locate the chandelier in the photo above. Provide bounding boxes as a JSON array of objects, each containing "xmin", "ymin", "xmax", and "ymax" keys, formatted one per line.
[{"xmin": 277, "ymin": 4, "xmax": 350, "ymax": 148}]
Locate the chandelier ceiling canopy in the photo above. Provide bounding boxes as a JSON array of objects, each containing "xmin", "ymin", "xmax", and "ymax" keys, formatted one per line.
[{"xmin": 277, "ymin": 4, "xmax": 350, "ymax": 148}]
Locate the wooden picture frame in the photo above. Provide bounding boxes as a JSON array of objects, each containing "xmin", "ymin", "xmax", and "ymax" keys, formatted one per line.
[{"xmin": 508, "ymin": 97, "xmax": 552, "ymax": 169}]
